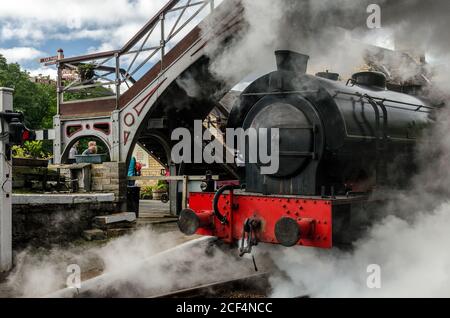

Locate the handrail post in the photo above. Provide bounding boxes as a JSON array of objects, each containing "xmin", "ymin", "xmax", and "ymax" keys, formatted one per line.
[
  {"xmin": 115, "ymin": 52, "xmax": 121, "ymax": 110},
  {"xmin": 56, "ymin": 64, "xmax": 62, "ymax": 115},
  {"xmin": 160, "ymin": 13, "xmax": 166, "ymax": 72},
  {"xmin": 210, "ymin": 0, "xmax": 215, "ymax": 12},
  {"xmin": 56, "ymin": 48, "xmax": 65, "ymax": 114}
]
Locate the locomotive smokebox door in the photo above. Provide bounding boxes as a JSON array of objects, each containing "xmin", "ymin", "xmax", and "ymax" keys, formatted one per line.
[{"xmin": 243, "ymin": 94, "xmax": 324, "ymax": 196}]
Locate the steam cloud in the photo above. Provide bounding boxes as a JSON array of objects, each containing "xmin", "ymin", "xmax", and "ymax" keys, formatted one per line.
[
  {"xmin": 267, "ymin": 102, "xmax": 450, "ymax": 297},
  {"xmin": 4, "ymin": 228, "xmax": 260, "ymax": 298},
  {"xmin": 203, "ymin": 0, "xmax": 450, "ymax": 297},
  {"xmin": 206, "ymin": 0, "xmax": 450, "ymax": 90},
  {"xmin": 5, "ymin": 229, "xmax": 181, "ymax": 297}
]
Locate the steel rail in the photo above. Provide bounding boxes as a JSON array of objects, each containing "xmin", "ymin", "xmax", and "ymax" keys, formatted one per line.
[{"xmin": 150, "ymin": 272, "xmax": 270, "ymax": 298}]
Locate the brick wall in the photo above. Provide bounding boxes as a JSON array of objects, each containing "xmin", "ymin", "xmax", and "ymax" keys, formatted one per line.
[
  {"xmin": 133, "ymin": 144, "xmax": 165, "ymax": 188},
  {"xmin": 139, "ymin": 160, "xmax": 165, "ymax": 187},
  {"xmin": 91, "ymin": 162, "xmax": 127, "ymax": 202}
]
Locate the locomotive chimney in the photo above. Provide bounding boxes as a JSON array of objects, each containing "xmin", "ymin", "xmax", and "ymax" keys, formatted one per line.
[{"xmin": 275, "ymin": 50, "xmax": 309, "ymax": 74}]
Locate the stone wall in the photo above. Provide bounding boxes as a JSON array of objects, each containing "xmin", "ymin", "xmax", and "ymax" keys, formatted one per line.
[
  {"xmin": 10, "ymin": 162, "xmax": 129, "ymax": 248},
  {"xmin": 12, "ymin": 194, "xmax": 119, "ymax": 248},
  {"xmin": 91, "ymin": 162, "xmax": 127, "ymax": 202},
  {"xmin": 12, "ymin": 166, "xmax": 59, "ymax": 190}
]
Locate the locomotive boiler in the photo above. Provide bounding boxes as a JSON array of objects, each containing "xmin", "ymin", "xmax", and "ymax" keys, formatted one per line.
[{"xmin": 178, "ymin": 50, "xmax": 433, "ymax": 251}]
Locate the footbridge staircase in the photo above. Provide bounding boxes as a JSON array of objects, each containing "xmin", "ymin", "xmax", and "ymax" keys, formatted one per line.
[{"xmin": 53, "ymin": 0, "xmax": 244, "ymax": 177}]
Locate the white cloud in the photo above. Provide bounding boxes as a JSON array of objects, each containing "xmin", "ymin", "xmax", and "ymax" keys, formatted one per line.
[
  {"xmin": 1, "ymin": 22, "xmax": 46, "ymax": 43},
  {"xmin": 0, "ymin": 0, "xmax": 166, "ymax": 26},
  {"xmin": 0, "ymin": 0, "xmax": 169, "ymax": 46},
  {"xmin": 0, "ymin": 47, "xmax": 45, "ymax": 63},
  {"xmin": 0, "ymin": 0, "xmax": 224, "ymax": 51},
  {"xmin": 0, "ymin": 0, "xmax": 225, "ymax": 84}
]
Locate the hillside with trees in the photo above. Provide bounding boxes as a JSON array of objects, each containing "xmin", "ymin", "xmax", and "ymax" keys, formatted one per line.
[{"xmin": 0, "ymin": 54, "xmax": 56, "ymax": 130}]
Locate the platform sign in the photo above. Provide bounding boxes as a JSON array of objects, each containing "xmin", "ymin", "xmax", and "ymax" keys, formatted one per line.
[
  {"xmin": 39, "ymin": 55, "xmax": 58, "ymax": 64},
  {"xmin": 39, "ymin": 55, "xmax": 59, "ymax": 66}
]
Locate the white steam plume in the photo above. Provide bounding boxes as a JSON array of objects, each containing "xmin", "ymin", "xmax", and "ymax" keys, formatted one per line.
[
  {"xmin": 5, "ymin": 228, "xmax": 260, "ymax": 298},
  {"xmin": 205, "ymin": 0, "xmax": 450, "ymax": 86},
  {"xmin": 203, "ymin": 0, "xmax": 450, "ymax": 298},
  {"xmin": 264, "ymin": 67, "xmax": 450, "ymax": 298}
]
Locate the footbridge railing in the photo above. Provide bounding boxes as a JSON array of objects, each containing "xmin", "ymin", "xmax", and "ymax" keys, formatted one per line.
[{"xmin": 57, "ymin": 0, "xmax": 219, "ymax": 118}]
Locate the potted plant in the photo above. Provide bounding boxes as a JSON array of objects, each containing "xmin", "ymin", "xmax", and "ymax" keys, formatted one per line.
[
  {"xmin": 77, "ymin": 63, "xmax": 96, "ymax": 83},
  {"xmin": 12, "ymin": 141, "xmax": 50, "ymax": 167},
  {"xmin": 152, "ymin": 180, "xmax": 169, "ymax": 201},
  {"xmin": 140, "ymin": 186, "xmax": 153, "ymax": 200}
]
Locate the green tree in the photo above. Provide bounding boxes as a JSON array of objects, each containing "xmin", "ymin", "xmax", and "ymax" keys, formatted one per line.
[{"xmin": 0, "ymin": 54, "xmax": 57, "ymax": 129}]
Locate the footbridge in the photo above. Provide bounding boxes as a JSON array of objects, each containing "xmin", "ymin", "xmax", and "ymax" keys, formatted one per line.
[{"xmin": 53, "ymin": 0, "xmax": 245, "ymax": 174}]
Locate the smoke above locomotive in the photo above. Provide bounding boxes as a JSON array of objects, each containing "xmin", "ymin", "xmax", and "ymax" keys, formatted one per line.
[
  {"xmin": 178, "ymin": 47, "xmax": 435, "ymax": 250},
  {"xmin": 177, "ymin": 0, "xmax": 450, "ymax": 256}
]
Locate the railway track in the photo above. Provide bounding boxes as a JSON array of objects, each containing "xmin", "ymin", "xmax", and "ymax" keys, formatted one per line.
[{"xmin": 151, "ymin": 272, "xmax": 270, "ymax": 298}]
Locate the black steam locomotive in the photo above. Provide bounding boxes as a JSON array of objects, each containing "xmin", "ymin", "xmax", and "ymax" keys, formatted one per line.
[
  {"xmin": 230, "ymin": 50, "xmax": 431, "ymax": 196},
  {"xmin": 178, "ymin": 50, "xmax": 433, "ymax": 251}
]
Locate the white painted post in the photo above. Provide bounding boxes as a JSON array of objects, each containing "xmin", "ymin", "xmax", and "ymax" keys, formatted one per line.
[
  {"xmin": 0, "ymin": 87, "xmax": 13, "ymax": 272},
  {"xmin": 182, "ymin": 175, "xmax": 189, "ymax": 209},
  {"xmin": 111, "ymin": 110, "xmax": 121, "ymax": 162},
  {"xmin": 53, "ymin": 115, "xmax": 62, "ymax": 164}
]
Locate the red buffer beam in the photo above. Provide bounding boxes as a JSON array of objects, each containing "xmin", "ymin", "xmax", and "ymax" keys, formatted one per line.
[{"xmin": 181, "ymin": 193, "xmax": 334, "ymax": 249}]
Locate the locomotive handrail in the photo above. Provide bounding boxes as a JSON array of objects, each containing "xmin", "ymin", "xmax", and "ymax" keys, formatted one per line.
[
  {"xmin": 362, "ymin": 93, "xmax": 391, "ymax": 183},
  {"xmin": 333, "ymin": 90, "xmax": 434, "ymax": 113},
  {"xmin": 364, "ymin": 94, "xmax": 389, "ymax": 140},
  {"xmin": 213, "ymin": 184, "xmax": 241, "ymax": 225},
  {"xmin": 241, "ymin": 90, "xmax": 320, "ymax": 97},
  {"xmin": 362, "ymin": 94, "xmax": 382, "ymax": 143},
  {"xmin": 243, "ymin": 89, "xmax": 434, "ymax": 114}
]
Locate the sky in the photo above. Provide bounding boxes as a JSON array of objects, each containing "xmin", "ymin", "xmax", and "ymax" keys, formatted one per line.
[
  {"xmin": 0, "ymin": 0, "xmax": 182, "ymax": 78},
  {"xmin": 0, "ymin": 0, "xmax": 445, "ymax": 84}
]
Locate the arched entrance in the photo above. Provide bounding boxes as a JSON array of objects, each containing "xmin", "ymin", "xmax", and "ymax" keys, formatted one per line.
[
  {"xmin": 120, "ymin": 54, "xmax": 242, "ymax": 216},
  {"xmin": 61, "ymin": 134, "xmax": 111, "ymax": 164}
]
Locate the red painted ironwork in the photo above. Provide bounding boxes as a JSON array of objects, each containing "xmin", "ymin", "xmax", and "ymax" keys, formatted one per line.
[
  {"xmin": 93, "ymin": 122, "xmax": 111, "ymax": 136},
  {"xmin": 124, "ymin": 113, "xmax": 136, "ymax": 127},
  {"xmin": 123, "ymin": 131, "xmax": 131, "ymax": 146},
  {"xmin": 188, "ymin": 193, "xmax": 334, "ymax": 249},
  {"xmin": 132, "ymin": 79, "xmax": 167, "ymax": 116},
  {"xmin": 65, "ymin": 124, "xmax": 83, "ymax": 138}
]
